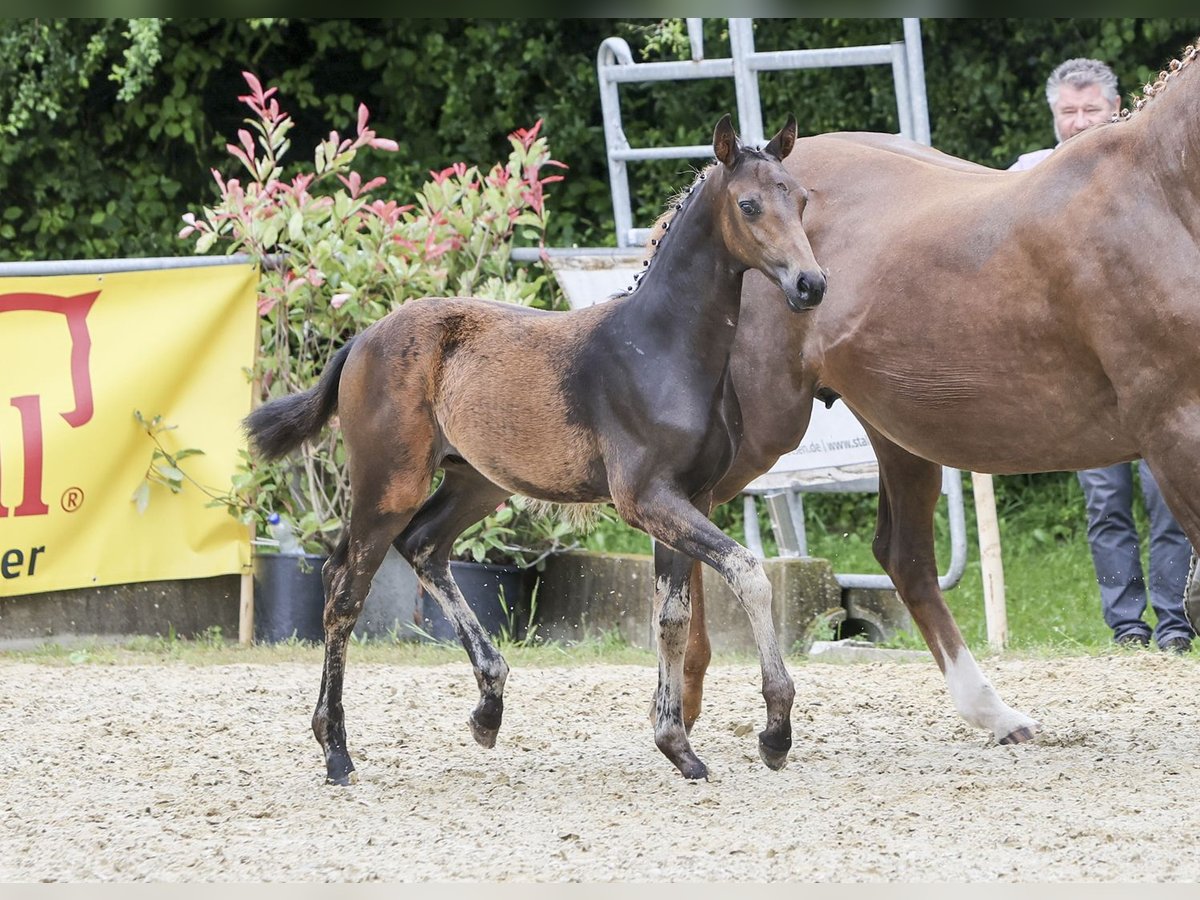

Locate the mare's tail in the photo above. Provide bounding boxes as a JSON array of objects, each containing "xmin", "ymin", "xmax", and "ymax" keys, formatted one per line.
[{"xmin": 244, "ymin": 337, "xmax": 357, "ymax": 460}]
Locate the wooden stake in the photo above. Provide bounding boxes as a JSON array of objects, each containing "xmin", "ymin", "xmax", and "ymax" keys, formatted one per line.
[{"xmin": 971, "ymin": 471, "xmax": 1007, "ymax": 650}]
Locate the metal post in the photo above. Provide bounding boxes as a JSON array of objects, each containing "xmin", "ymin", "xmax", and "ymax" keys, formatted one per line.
[
  {"xmin": 765, "ymin": 491, "xmax": 802, "ymax": 558},
  {"xmin": 743, "ymin": 494, "xmax": 765, "ymax": 559},
  {"xmin": 686, "ymin": 18, "xmax": 704, "ymax": 60},
  {"xmin": 903, "ymin": 18, "xmax": 931, "ymax": 145},
  {"xmin": 891, "ymin": 42, "xmax": 915, "ymax": 142},
  {"xmin": 597, "ymin": 37, "xmax": 637, "ymax": 247},
  {"xmin": 728, "ymin": 18, "xmax": 764, "ymax": 144}
]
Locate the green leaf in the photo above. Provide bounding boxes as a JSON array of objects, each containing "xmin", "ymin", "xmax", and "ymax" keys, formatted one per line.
[
  {"xmin": 287, "ymin": 210, "xmax": 305, "ymax": 242},
  {"xmin": 132, "ymin": 482, "xmax": 150, "ymax": 515},
  {"xmin": 155, "ymin": 464, "xmax": 185, "ymax": 486}
]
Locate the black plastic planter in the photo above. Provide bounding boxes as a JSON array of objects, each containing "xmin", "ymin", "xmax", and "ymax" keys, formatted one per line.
[{"xmin": 252, "ymin": 552, "xmax": 327, "ymax": 643}]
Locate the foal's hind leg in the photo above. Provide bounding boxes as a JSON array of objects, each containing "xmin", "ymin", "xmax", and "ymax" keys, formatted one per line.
[
  {"xmin": 396, "ymin": 462, "xmax": 514, "ymax": 748},
  {"xmin": 628, "ymin": 487, "xmax": 794, "ymax": 776},
  {"xmin": 868, "ymin": 429, "xmax": 1038, "ymax": 744},
  {"xmin": 314, "ymin": 505, "xmax": 413, "ymax": 784}
]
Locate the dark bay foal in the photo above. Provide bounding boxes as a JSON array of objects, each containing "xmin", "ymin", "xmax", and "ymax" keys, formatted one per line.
[{"xmin": 244, "ymin": 114, "xmax": 826, "ymax": 783}]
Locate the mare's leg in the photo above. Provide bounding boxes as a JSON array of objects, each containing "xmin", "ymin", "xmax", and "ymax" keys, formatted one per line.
[
  {"xmin": 867, "ymin": 428, "xmax": 1038, "ymax": 744},
  {"xmin": 315, "ymin": 504, "xmax": 415, "ymax": 785},
  {"xmin": 1140, "ymin": 436, "xmax": 1200, "ymax": 637},
  {"xmin": 396, "ymin": 461, "xmax": 514, "ymax": 747},
  {"xmin": 626, "ymin": 487, "xmax": 794, "ymax": 776},
  {"xmin": 681, "ymin": 558, "xmax": 711, "ymax": 733}
]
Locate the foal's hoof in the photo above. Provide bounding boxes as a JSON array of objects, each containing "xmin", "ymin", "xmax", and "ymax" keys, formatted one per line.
[
  {"xmin": 469, "ymin": 713, "xmax": 500, "ymax": 749},
  {"xmin": 758, "ymin": 741, "xmax": 789, "ymax": 771},
  {"xmin": 656, "ymin": 732, "xmax": 709, "ymax": 780},
  {"xmin": 468, "ymin": 696, "xmax": 504, "ymax": 748},
  {"xmin": 323, "ymin": 749, "xmax": 357, "ymax": 786},
  {"xmin": 324, "ymin": 758, "xmax": 358, "ymax": 786},
  {"xmin": 758, "ymin": 731, "xmax": 791, "ymax": 771},
  {"xmin": 998, "ymin": 724, "xmax": 1040, "ymax": 745}
]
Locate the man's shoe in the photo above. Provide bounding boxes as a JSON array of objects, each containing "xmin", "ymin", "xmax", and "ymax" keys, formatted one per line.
[
  {"xmin": 1160, "ymin": 637, "xmax": 1193, "ymax": 654},
  {"xmin": 1116, "ymin": 632, "xmax": 1150, "ymax": 648}
]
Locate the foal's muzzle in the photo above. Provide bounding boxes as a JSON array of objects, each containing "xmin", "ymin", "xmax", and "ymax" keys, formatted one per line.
[{"xmin": 784, "ymin": 269, "xmax": 827, "ymax": 312}]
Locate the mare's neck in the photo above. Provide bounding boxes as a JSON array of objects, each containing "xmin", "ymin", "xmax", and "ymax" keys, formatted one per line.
[{"xmin": 1125, "ymin": 56, "xmax": 1200, "ymax": 205}]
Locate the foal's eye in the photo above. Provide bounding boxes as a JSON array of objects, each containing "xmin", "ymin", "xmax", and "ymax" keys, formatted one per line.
[{"xmin": 738, "ymin": 199, "xmax": 761, "ymax": 216}]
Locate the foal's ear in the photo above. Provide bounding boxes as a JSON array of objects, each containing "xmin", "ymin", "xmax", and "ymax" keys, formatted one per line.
[
  {"xmin": 713, "ymin": 114, "xmax": 740, "ymax": 168},
  {"xmin": 764, "ymin": 114, "xmax": 797, "ymax": 161}
]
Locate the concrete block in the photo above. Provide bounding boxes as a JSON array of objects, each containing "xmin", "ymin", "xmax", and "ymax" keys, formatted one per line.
[
  {"xmin": 536, "ymin": 550, "xmax": 843, "ymax": 654},
  {"xmin": 0, "ymin": 575, "xmax": 240, "ymax": 649},
  {"xmin": 841, "ymin": 587, "xmax": 915, "ymax": 642},
  {"xmin": 535, "ymin": 551, "xmax": 656, "ymax": 648}
]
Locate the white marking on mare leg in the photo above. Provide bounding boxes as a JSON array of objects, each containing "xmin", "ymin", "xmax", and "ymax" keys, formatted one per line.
[{"xmin": 941, "ymin": 645, "xmax": 1039, "ymax": 741}]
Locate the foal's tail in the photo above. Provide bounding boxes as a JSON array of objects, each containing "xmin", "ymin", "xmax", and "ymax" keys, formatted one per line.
[{"xmin": 244, "ymin": 337, "xmax": 357, "ymax": 461}]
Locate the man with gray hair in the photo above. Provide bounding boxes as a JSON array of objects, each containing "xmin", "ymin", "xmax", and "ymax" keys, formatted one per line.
[
  {"xmin": 1009, "ymin": 56, "xmax": 1120, "ymax": 170},
  {"xmin": 1009, "ymin": 56, "xmax": 1196, "ymax": 653}
]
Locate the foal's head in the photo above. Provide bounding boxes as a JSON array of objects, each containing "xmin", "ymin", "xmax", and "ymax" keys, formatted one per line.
[{"xmin": 710, "ymin": 114, "xmax": 826, "ymax": 311}]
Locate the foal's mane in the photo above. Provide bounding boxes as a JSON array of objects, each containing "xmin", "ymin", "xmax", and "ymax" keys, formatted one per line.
[
  {"xmin": 611, "ymin": 161, "xmax": 718, "ymax": 298},
  {"xmin": 619, "ymin": 145, "xmax": 786, "ymax": 297},
  {"xmin": 1115, "ymin": 37, "xmax": 1200, "ymax": 123}
]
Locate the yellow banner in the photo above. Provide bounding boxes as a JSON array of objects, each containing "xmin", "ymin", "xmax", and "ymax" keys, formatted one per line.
[{"xmin": 0, "ymin": 263, "xmax": 258, "ymax": 596}]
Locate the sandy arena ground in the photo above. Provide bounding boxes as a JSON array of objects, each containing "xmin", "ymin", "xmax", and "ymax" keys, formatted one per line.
[{"xmin": 1, "ymin": 652, "xmax": 1198, "ymax": 882}]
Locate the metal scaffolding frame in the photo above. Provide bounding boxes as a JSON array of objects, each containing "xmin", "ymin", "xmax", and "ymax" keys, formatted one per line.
[{"xmin": 597, "ymin": 17, "xmax": 930, "ymax": 248}]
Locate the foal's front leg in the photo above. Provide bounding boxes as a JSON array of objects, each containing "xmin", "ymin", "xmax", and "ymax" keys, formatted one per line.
[
  {"xmin": 634, "ymin": 490, "xmax": 795, "ymax": 776},
  {"xmin": 651, "ymin": 542, "xmax": 709, "ymax": 779},
  {"xmin": 650, "ymin": 550, "xmax": 711, "ymax": 735}
]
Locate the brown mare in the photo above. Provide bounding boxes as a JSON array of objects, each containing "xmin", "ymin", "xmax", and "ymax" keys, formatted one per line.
[
  {"xmin": 672, "ymin": 42, "xmax": 1200, "ymax": 746},
  {"xmin": 245, "ymin": 115, "xmax": 827, "ymax": 783}
]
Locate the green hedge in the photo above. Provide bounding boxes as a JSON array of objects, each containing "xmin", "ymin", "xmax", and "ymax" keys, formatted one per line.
[
  {"xmin": 4, "ymin": 18, "xmax": 1197, "ymax": 552},
  {"xmin": 4, "ymin": 18, "xmax": 1199, "ymax": 262}
]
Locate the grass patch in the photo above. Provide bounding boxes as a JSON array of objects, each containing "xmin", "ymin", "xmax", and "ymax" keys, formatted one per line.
[
  {"xmin": 0, "ymin": 625, "xmax": 658, "ymax": 668},
  {"xmin": 800, "ymin": 470, "xmax": 1164, "ymax": 654}
]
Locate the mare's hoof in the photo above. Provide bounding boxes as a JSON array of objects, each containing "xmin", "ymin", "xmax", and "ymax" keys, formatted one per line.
[
  {"xmin": 469, "ymin": 714, "xmax": 500, "ymax": 749},
  {"xmin": 998, "ymin": 724, "xmax": 1040, "ymax": 745}
]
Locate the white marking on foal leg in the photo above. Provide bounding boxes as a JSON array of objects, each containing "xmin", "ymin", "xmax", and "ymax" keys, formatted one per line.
[
  {"xmin": 653, "ymin": 573, "xmax": 707, "ymax": 779},
  {"xmin": 941, "ymin": 645, "xmax": 1039, "ymax": 741},
  {"xmin": 719, "ymin": 548, "xmax": 794, "ymax": 768}
]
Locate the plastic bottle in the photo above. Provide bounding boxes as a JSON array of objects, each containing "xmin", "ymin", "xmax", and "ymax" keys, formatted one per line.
[{"xmin": 267, "ymin": 512, "xmax": 305, "ymax": 555}]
